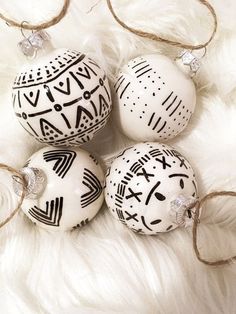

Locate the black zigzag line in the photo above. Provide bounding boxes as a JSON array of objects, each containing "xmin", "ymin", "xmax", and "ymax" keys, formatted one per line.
[
  {"xmin": 81, "ymin": 168, "xmax": 103, "ymax": 208},
  {"xmin": 28, "ymin": 197, "xmax": 63, "ymax": 226},
  {"xmin": 43, "ymin": 150, "xmax": 76, "ymax": 179}
]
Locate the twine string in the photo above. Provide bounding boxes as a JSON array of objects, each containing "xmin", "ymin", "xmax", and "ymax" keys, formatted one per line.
[
  {"xmin": 0, "ymin": 163, "xmax": 26, "ymax": 228},
  {"xmin": 0, "ymin": 0, "xmax": 71, "ymax": 31},
  {"xmin": 191, "ymin": 191, "xmax": 236, "ymax": 266},
  {"xmin": 106, "ymin": 0, "xmax": 218, "ymax": 50}
]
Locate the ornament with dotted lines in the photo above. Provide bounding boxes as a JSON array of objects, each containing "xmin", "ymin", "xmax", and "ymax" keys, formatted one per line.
[
  {"xmin": 13, "ymin": 48, "xmax": 112, "ymax": 146},
  {"xmin": 105, "ymin": 142, "xmax": 198, "ymax": 234},
  {"xmin": 114, "ymin": 54, "xmax": 196, "ymax": 142},
  {"xmin": 13, "ymin": 146, "xmax": 105, "ymax": 231}
]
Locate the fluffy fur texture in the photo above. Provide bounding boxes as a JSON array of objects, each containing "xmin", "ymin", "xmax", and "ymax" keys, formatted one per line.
[{"xmin": 0, "ymin": 0, "xmax": 235, "ymax": 313}]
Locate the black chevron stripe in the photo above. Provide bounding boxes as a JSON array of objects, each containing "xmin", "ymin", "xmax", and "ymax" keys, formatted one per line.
[
  {"xmin": 81, "ymin": 168, "xmax": 103, "ymax": 208},
  {"xmin": 43, "ymin": 150, "xmax": 76, "ymax": 179},
  {"xmin": 28, "ymin": 197, "xmax": 63, "ymax": 226}
]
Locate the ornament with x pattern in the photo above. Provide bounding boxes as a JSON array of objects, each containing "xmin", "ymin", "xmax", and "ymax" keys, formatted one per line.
[{"xmin": 105, "ymin": 142, "xmax": 198, "ymax": 234}]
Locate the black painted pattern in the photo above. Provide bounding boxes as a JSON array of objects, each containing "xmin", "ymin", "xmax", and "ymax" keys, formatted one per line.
[
  {"xmin": 13, "ymin": 49, "xmax": 112, "ymax": 146},
  {"xmin": 106, "ymin": 143, "xmax": 198, "ymax": 233},
  {"xmin": 28, "ymin": 197, "xmax": 63, "ymax": 226},
  {"xmin": 43, "ymin": 149, "xmax": 76, "ymax": 179},
  {"xmin": 81, "ymin": 168, "xmax": 103, "ymax": 208}
]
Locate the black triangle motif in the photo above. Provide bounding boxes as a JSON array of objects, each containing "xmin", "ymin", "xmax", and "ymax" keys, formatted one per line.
[
  {"xmin": 98, "ymin": 94, "xmax": 110, "ymax": 115},
  {"xmin": 76, "ymin": 106, "xmax": 93, "ymax": 128},
  {"xmin": 28, "ymin": 197, "xmax": 63, "ymax": 226},
  {"xmin": 81, "ymin": 168, "xmax": 103, "ymax": 208},
  {"xmin": 23, "ymin": 90, "xmax": 40, "ymax": 107},
  {"xmin": 40, "ymin": 118, "xmax": 63, "ymax": 137},
  {"xmin": 54, "ymin": 77, "xmax": 71, "ymax": 95},
  {"xmin": 43, "ymin": 150, "xmax": 77, "ymax": 179}
]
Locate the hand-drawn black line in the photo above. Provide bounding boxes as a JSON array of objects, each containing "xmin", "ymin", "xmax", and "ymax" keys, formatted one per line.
[
  {"xmin": 130, "ymin": 162, "xmax": 142, "ymax": 174},
  {"xmin": 28, "ymin": 109, "xmax": 53, "ymax": 118},
  {"xmin": 137, "ymin": 168, "xmax": 155, "ymax": 182},
  {"xmin": 61, "ymin": 113, "xmax": 71, "ymax": 129},
  {"xmin": 155, "ymin": 156, "xmax": 171, "ymax": 169},
  {"xmin": 23, "ymin": 90, "xmax": 40, "ymax": 107},
  {"xmin": 141, "ymin": 216, "xmax": 152, "ymax": 231},
  {"xmin": 82, "ymin": 62, "xmax": 97, "ymax": 76},
  {"xmin": 54, "ymin": 77, "xmax": 71, "ymax": 95},
  {"xmin": 69, "ymin": 71, "xmax": 84, "ymax": 89},
  {"xmin": 162, "ymin": 91, "xmax": 173, "ymax": 106},
  {"xmin": 137, "ymin": 68, "xmax": 153, "ymax": 78},
  {"xmin": 166, "ymin": 225, "xmax": 173, "ymax": 231},
  {"xmin": 115, "ymin": 77, "xmax": 125, "ymax": 93},
  {"xmin": 132, "ymin": 60, "xmax": 147, "ymax": 69},
  {"xmin": 44, "ymin": 84, "xmax": 55, "ymax": 102},
  {"xmin": 163, "ymin": 149, "xmax": 174, "ymax": 157},
  {"xmin": 76, "ymin": 65, "xmax": 94, "ymax": 79},
  {"xmin": 150, "ymin": 219, "xmax": 162, "ymax": 225},
  {"xmin": 148, "ymin": 113, "xmax": 161, "ymax": 131},
  {"xmin": 14, "ymin": 54, "xmax": 86, "ymax": 89},
  {"xmin": 192, "ymin": 180, "xmax": 197, "ymax": 192},
  {"xmin": 123, "ymin": 172, "xmax": 133, "ymax": 181},
  {"xmin": 120, "ymin": 82, "xmax": 131, "ymax": 99},
  {"xmin": 117, "ymin": 183, "xmax": 126, "ymax": 197},
  {"xmin": 114, "ymin": 75, "xmax": 124, "ymax": 88},
  {"xmin": 43, "ymin": 150, "xmax": 76, "ymax": 179},
  {"xmin": 169, "ymin": 100, "xmax": 182, "ymax": 117},
  {"xmin": 175, "ymin": 155, "xmax": 188, "ymax": 169},
  {"xmin": 145, "ymin": 181, "xmax": 166, "ymax": 205},
  {"xmin": 125, "ymin": 188, "xmax": 142, "ymax": 202},
  {"xmin": 149, "ymin": 149, "xmax": 163, "ymax": 158},
  {"xmin": 40, "ymin": 118, "xmax": 63, "ymax": 137},
  {"xmin": 168, "ymin": 173, "xmax": 189, "ymax": 178},
  {"xmin": 27, "ymin": 122, "xmax": 39, "ymax": 137},
  {"xmin": 125, "ymin": 211, "xmax": 139, "ymax": 222},
  {"xmin": 28, "ymin": 197, "xmax": 63, "ymax": 226},
  {"xmin": 81, "ymin": 168, "xmax": 103, "ymax": 208},
  {"xmin": 135, "ymin": 64, "xmax": 149, "ymax": 74}
]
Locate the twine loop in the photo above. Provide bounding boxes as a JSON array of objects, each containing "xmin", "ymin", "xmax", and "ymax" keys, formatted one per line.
[
  {"xmin": 106, "ymin": 0, "xmax": 218, "ymax": 51},
  {"xmin": 190, "ymin": 191, "xmax": 236, "ymax": 266},
  {"xmin": 0, "ymin": 163, "xmax": 26, "ymax": 228},
  {"xmin": 0, "ymin": 0, "xmax": 71, "ymax": 31}
]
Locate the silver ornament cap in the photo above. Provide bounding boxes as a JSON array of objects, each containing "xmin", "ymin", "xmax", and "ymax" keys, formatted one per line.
[
  {"xmin": 12, "ymin": 167, "xmax": 46, "ymax": 199},
  {"xmin": 169, "ymin": 194, "xmax": 197, "ymax": 228},
  {"xmin": 18, "ymin": 30, "xmax": 50, "ymax": 57}
]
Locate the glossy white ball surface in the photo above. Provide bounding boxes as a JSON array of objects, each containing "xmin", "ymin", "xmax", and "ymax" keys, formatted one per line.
[
  {"xmin": 13, "ymin": 48, "xmax": 112, "ymax": 146},
  {"xmin": 114, "ymin": 54, "xmax": 196, "ymax": 141},
  {"xmin": 105, "ymin": 142, "xmax": 197, "ymax": 234},
  {"xmin": 21, "ymin": 146, "xmax": 105, "ymax": 231}
]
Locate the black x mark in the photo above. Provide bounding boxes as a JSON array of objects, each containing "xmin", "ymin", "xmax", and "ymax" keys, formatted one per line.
[
  {"xmin": 125, "ymin": 211, "xmax": 139, "ymax": 222},
  {"xmin": 137, "ymin": 167, "xmax": 155, "ymax": 182},
  {"xmin": 155, "ymin": 156, "xmax": 171, "ymax": 169},
  {"xmin": 125, "ymin": 188, "xmax": 142, "ymax": 202}
]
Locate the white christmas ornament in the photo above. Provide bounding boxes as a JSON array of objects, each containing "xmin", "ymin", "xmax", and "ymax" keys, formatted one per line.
[
  {"xmin": 114, "ymin": 54, "xmax": 196, "ymax": 142},
  {"xmin": 13, "ymin": 48, "xmax": 112, "ymax": 146},
  {"xmin": 13, "ymin": 146, "xmax": 105, "ymax": 231},
  {"xmin": 105, "ymin": 142, "xmax": 198, "ymax": 234}
]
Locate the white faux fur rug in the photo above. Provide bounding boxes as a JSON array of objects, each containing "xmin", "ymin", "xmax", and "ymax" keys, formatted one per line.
[{"xmin": 0, "ymin": 0, "xmax": 236, "ymax": 313}]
